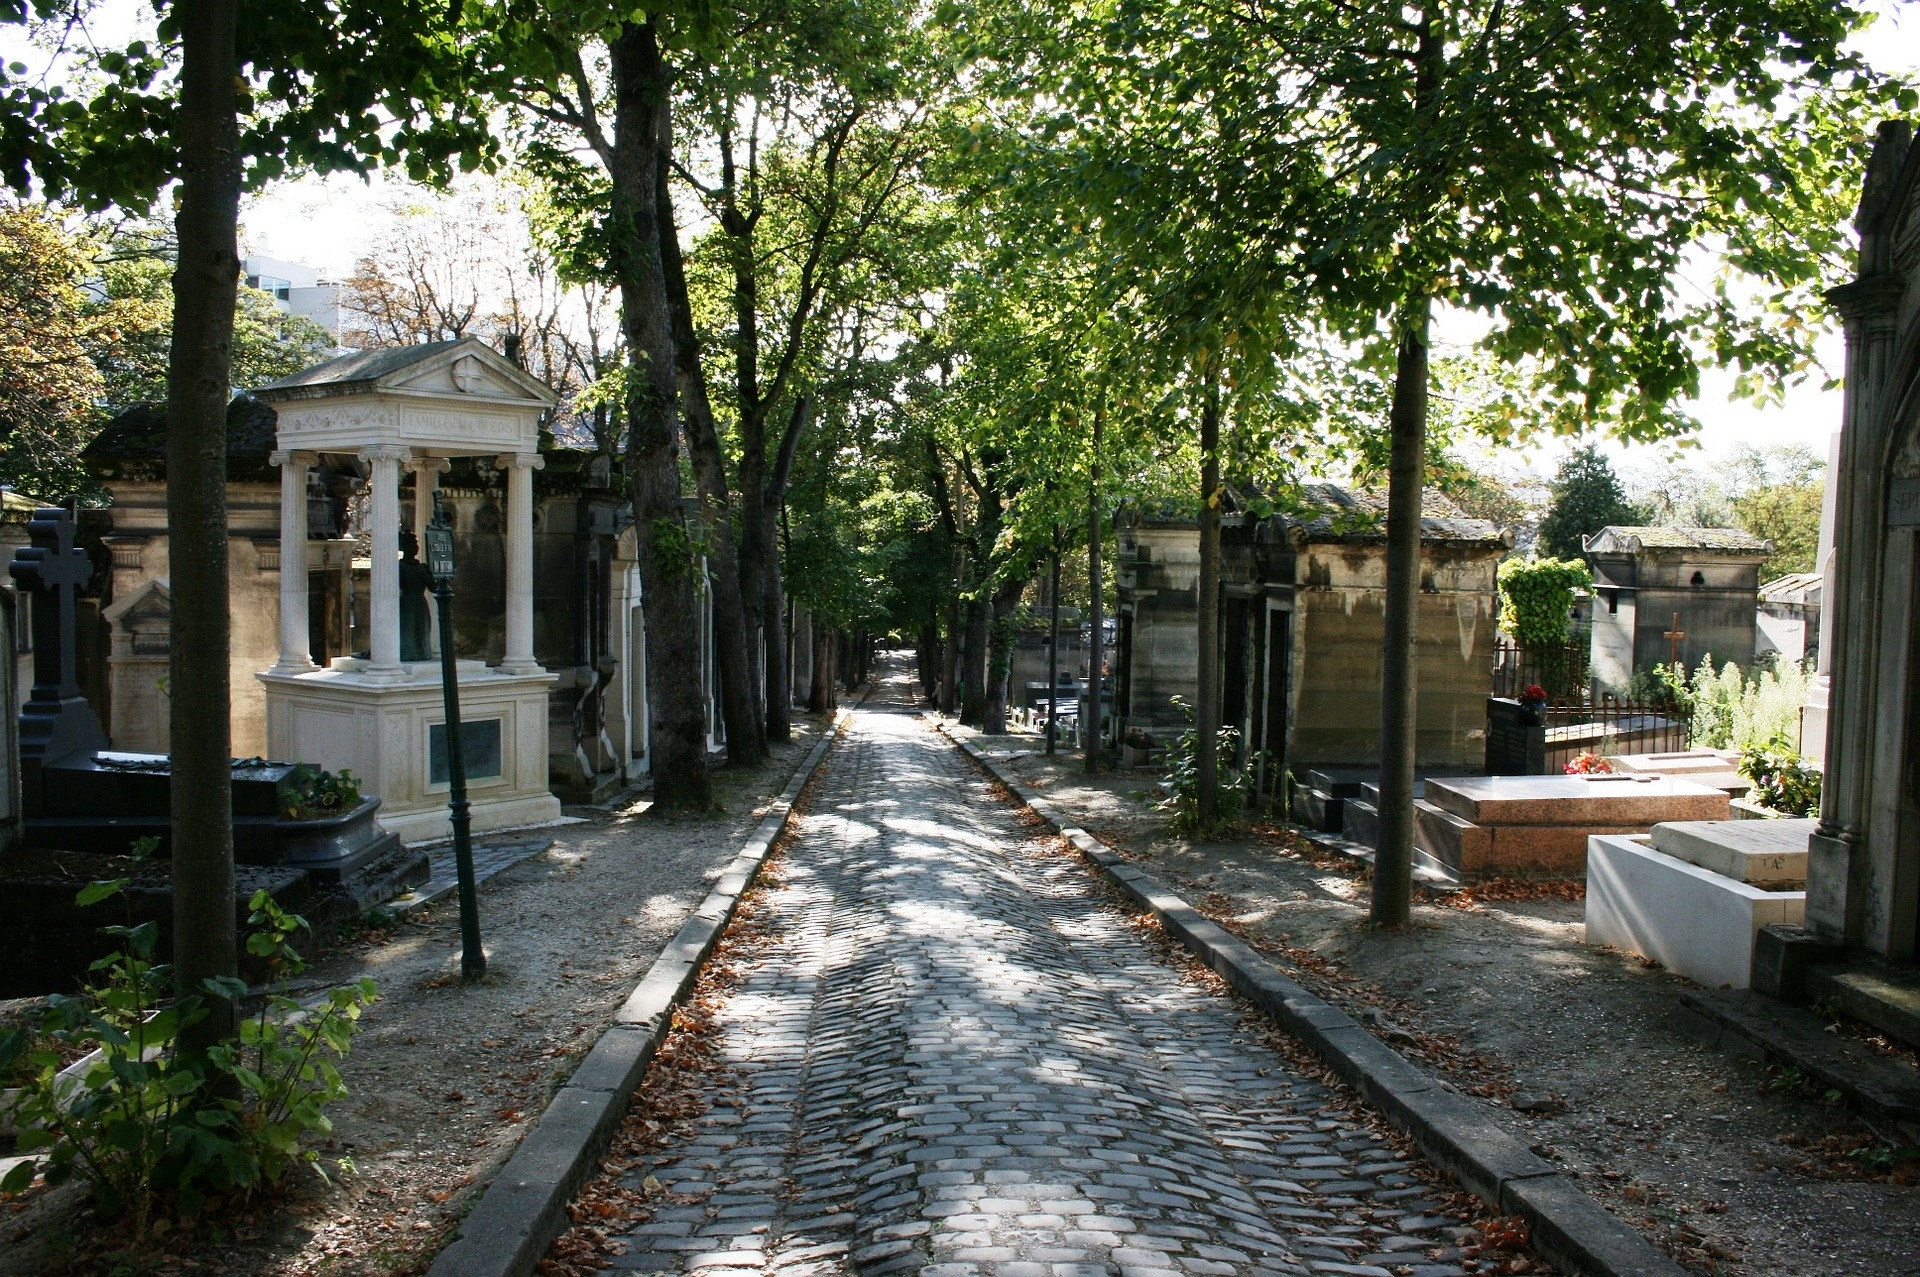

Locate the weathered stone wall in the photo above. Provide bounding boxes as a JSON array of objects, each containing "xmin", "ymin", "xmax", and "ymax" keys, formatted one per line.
[
  {"xmin": 1116, "ymin": 514, "xmax": 1500, "ymax": 771},
  {"xmin": 1288, "ymin": 541, "xmax": 1499, "ymax": 771},
  {"xmin": 98, "ymin": 478, "xmax": 284, "ymax": 756}
]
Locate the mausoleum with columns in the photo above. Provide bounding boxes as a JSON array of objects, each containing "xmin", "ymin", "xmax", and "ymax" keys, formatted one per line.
[{"xmin": 254, "ymin": 339, "xmax": 564, "ymax": 840}]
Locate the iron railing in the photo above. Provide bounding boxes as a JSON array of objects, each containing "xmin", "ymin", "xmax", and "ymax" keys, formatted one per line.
[
  {"xmin": 1539, "ymin": 695, "xmax": 1691, "ymax": 773},
  {"xmin": 1492, "ymin": 636, "xmax": 1591, "ymax": 702}
]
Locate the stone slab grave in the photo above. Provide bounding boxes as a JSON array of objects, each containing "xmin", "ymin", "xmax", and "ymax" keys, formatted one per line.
[
  {"xmin": 1649, "ymin": 817, "xmax": 1814, "ymax": 886},
  {"xmin": 1413, "ymin": 773, "xmax": 1731, "ymax": 879},
  {"xmin": 1610, "ymin": 747, "xmax": 1750, "ymax": 795},
  {"xmin": 0, "ymin": 507, "xmax": 426, "ymax": 996},
  {"xmin": 1586, "ymin": 819, "xmax": 1810, "ymax": 989},
  {"xmin": 1292, "ymin": 766, "xmax": 1373, "ymax": 833}
]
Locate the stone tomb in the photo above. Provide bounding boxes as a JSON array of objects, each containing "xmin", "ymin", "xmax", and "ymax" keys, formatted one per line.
[
  {"xmin": 1586, "ymin": 820, "xmax": 1811, "ymax": 989},
  {"xmin": 1413, "ymin": 773, "xmax": 1731, "ymax": 879},
  {"xmin": 1608, "ymin": 748, "xmax": 1750, "ymax": 796},
  {"xmin": 1645, "ymin": 817, "xmax": 1815, "ymax": 886},
  {"xmin": 0, "ymin": 507, "xmax": 424, "ymax": 996},
  {"xmin": 254, "ymin": 340, "xmax": 564, "ymax": 842}
]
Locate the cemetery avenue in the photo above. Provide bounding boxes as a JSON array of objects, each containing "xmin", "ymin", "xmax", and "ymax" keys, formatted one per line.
[
  {"xmin": 544, "ymin": 672, "xmax": 1506, "ymax": 1277},
  {"xmin": 2, "ymin": 2, "xmax": 1919, "ymax": 1274}
]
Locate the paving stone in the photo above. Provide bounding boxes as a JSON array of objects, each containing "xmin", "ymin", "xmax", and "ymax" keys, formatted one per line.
[{"xmin": 601, "ymin": 699, "xmax": 1473, "ymax": 1275}]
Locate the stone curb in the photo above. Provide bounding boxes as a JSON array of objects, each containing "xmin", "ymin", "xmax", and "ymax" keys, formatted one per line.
[
  {"xmin": 426, "ymin": 714, "xmax": 850, "ymax": 1277},
  {"xmin": 940, "ymin": 725, "xmax": 1686, "ymax": 1277}
]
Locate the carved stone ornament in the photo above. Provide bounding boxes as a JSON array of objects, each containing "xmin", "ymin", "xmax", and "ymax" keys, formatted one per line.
[{"xmin": 453, "ymin": 355, "xmax": 481, "ymax": 394}]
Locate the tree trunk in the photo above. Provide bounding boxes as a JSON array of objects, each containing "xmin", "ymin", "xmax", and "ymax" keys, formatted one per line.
[
  {"xmin": 1371, "ymin": 293, "xmax": 1431, "ymax": 926},
  {"xmin": 756, "ymin": 397, "xmax": 809, "ymax": 743},
  {"xmin": 1046, "ymin": 540, "xmax": 1060, "ymax": 755},
  {"xmin": 1195, "ymin": 373, "xmax": 1222, "ymax": 831},
  {"xmin": 961, "ymin": 592, "xmax": 990, "ymax": 726},
  {"xmin": 170, "ymin": 0, "xmax": 243, "ymax": 1051},
  {"xmin": 1086, "ymin": 403, "xmax": 1104, "ymax": 772},
  {"xmin": 657, "ymin": 145, "xmax": 762, "ymax": 767},
  {"xmin": 918, "ymin": 620, "xmax": 940, "ymax": 702},
  {"xmin": 939, "ymin": 549, "xmax": 963, "ymax": 716},
  {"xmin": 810, "ymin": 628, "xmax": 836, "ymax": 711},
  {"xmin": 984, "ymin": 576, "xmax": 1023, "ymax": 733},
  {"xmin": 609, "ymin": 22, "xmax": 710, "ymax": 812}
]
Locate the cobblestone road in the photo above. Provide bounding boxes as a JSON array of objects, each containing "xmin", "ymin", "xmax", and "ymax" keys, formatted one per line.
[{"xmin": 611, "ymin": 686, "xmax": 1479, "ymax": 1277}]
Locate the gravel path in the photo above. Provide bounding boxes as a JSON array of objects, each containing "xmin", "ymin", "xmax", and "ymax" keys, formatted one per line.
[{"xmin": 611, "ymin": 680, "xmax": 1481, "ymax": 1277}]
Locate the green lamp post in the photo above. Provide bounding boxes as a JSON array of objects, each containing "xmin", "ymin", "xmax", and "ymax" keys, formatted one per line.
[{"xmin": 425, "ymin": 490, "xmax": 485, "ymax": 982}]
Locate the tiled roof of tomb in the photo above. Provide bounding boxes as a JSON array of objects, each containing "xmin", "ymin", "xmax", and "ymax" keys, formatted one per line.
[{"xmin": 1582, "ymin": 525, "xmax": 1772, "ymax": 555}]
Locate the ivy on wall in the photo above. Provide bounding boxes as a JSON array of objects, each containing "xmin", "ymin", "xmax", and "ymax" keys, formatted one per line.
[{"xmin": 1497, "ymin": 557, "xmax": 1592, "ymax": 647}]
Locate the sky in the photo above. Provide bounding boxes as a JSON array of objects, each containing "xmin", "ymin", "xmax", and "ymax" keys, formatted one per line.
[{"xmin": 7, "ymin": 2, "xmax": 1920, "ymax": 479}]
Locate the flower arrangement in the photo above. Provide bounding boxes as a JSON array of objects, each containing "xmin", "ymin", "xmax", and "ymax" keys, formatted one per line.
[
  {"xmin": 1521, "ymin": 684, "xmax": 1548, "ymax": 705},
  {"xmin": 1565, "ymin": 752, "xmax": 1614, "ymax": 775}
]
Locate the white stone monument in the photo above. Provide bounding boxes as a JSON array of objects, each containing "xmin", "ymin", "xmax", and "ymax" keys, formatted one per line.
[{"xmin": 254, "ymin": 340, "xmax": 562, "ymax": 842}]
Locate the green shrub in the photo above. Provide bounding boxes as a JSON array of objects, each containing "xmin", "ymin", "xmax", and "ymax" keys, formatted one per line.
[
  {"xmin": 1684, "ymin": 656, "xmax": 1812, "ymax": 752},
  {"xmin": 1739, "ymin": 736, "xmax": 1822, "ymax": 816},
  {"xmin": 1496, "ymin": 557, "xmax": 1592, "ymax": 646},
  {"xmin": 0, "ymin": 881, "xmax": 375, "ymax": 1236},
  {"xmin": 1159, "ymin": 696, "xmax": 1263, "ymax": 838}
]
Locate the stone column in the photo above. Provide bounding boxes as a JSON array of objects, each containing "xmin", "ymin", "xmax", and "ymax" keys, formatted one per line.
[
  {"xmin": 1801, "ymin": 431, "xmax": 1841, "ymax": 764},
  {"xmin": 496, "ymin": 452, "xmax": 545, "ymax": 674},
  {"xmin": 270, "ymin": 450, "xmax": 319, "ymax": 673},
  {"xmin": 407, "ymin": 455, "xmax": 451, "ymax": 657},
  {"xmin": 361, "ymin": 446, "xmax": 411, "ymax": 676}
]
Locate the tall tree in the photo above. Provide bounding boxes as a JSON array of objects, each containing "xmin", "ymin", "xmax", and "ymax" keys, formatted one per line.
[{"xmin": 1538, "ymin": 446, "xmax": 1647, "ymax": 559}]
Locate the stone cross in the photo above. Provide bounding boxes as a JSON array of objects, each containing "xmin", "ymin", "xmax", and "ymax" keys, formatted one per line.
[
  {"xmin": 10, "ymin": 507, "xmax": 93, "ymax": 703},
  {"xmin": 9, "ymin": 506, "xmax": 107, "ymax": 791},
  {"xmin": 1664, "ymin": 612, "xmax": 1687, "ymax": 669}
]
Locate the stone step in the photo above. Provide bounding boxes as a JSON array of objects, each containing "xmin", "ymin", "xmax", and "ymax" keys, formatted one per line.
[
  {"xmin": 1678, "ymin": 987, "xmax": 1920, "ymax": 1135},
  {"xmin": 1291, "ymin": 784, "xmax": 1345, "ymax": 833},
  {"xmin": 1294, "ymin": 829, "xmax": 1461, "ymax": 889},
  {"xmin": 1304, "ymin": 768, "xmax": 1373, "ymax": 797},
  {"xmin": 1806, "ymin": 964, "xmax": 1920, "ymax": 1053},
  {"xmin": 1341, "ymin": 797, "xmax": 1380, "ymax": 849}
]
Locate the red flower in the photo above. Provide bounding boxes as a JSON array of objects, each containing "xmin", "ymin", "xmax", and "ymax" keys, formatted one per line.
[{"xmin": 1522, "ymin": 684, "xmax": 1548, "ymax": 702}]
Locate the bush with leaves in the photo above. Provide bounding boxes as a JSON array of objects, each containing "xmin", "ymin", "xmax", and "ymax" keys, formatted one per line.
[
  {"xmin": 1683, "ymin": 656, "xmax": 1812, "ymax": 752},
  {"xmin": 0, "ymin": 878, "xmax": 375, "ymax": 1235},
  {"xmin": 1739, "ymin": 736, "xmax": 1822, "ymax": 816},
  {"xmin": 1158, "ymin": 697, "xmax": 1263, "ymax": 838},
  {"xmin": 1496, "ymin": 557, "xmax": 1593, "ymax": 647}
]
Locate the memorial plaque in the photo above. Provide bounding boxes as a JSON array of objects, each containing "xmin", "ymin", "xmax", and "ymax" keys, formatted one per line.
[
  {"xmin": 1890, "ymin": 476, "xmax": 1920, "ymax": 527},
  {"xmin": 430, "ymin": 718, "xmax": 502, "ymax": 786}
]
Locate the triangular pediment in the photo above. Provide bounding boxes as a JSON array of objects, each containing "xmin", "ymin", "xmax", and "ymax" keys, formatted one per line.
[
  {"xmin": 384, "ymin": 344, "xmax": 555, "ymax": 405},
  {"xmin": 102, "ymin": 578, "xmax": 170, "ymax": 626},
  {"xmin": 254, "ymin": 337, "xmax": 558, "ymax": 408}
]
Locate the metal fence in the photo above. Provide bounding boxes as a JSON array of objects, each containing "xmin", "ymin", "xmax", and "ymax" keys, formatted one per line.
[
  {"xmin": 1539, "ymin": 695, "xmax": 1691, "ymax": 772},
  {"xmin": 1492, "ymin": 637, "xmax": 1590, "ymax": 703}
]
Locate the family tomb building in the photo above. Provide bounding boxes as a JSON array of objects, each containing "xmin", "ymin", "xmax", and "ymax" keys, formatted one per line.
[
  {"xmin": 1113, "ymin": 483, "xmax": 1509, "ymax": 796},
  {"xmin": 59, "ymin": 337, "xmax": 794, "ymax": 843},
  {"xmin": 1581, "ymin": 525, "xmax": 1772, "ymax": 692}
]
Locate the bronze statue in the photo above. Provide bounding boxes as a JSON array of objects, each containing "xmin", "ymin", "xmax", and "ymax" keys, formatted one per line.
[{"xmin": 399, "ymin": 531, "xmax": 433, "ymax": 662}]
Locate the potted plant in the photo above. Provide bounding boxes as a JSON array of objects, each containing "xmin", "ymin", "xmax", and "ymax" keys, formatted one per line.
[
  {"xmin": 1518, "ymin": 683, "xmax": 1549, "ymax": 724},
  {"xmin": 274, "ymin": 767, "xmax": 387, "ymax": 870},
  {"xmin": 1564, "ymin": 752, "xmax": 1614, "ymax": 775}
]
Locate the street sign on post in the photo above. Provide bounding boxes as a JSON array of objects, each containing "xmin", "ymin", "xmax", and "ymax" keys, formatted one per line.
[{"xmin": 426, "ymin": 490, "xmax": 485, "ymax": 981}]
